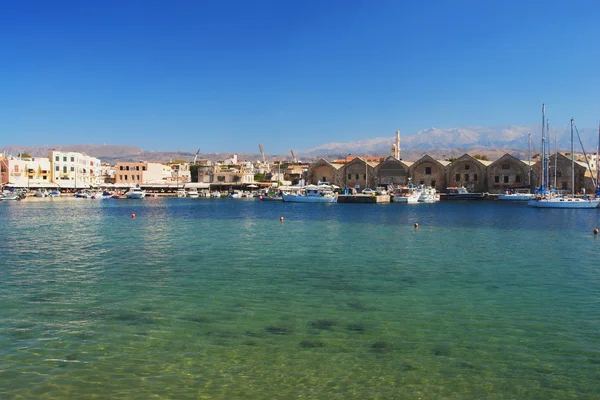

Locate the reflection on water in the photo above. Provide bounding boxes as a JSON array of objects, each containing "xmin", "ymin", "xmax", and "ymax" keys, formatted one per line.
[{"xmin": 0, "ymin": 198, "xmax": 599, "ymax": 399}]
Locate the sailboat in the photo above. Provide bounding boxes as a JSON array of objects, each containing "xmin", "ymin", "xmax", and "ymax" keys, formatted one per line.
[{"xmin": 528, "ymin": 105, "xmax": 600, "ymax": 208}]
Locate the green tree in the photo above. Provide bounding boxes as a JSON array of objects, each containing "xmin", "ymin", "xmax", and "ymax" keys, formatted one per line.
[
  {"xmin": 254, "ymin": 173, "xmax": 266, "ymax": 182},
  {"xmin": 473, "ymin": 154, "xmax": 489, "ymax": 161},
  {"xmin": 190, "ymin": 165, "xmax": 198, "ymax": 182},
  {"xmin": 20, "ymin": 152, "xmax": 32, "ymax": 160}
]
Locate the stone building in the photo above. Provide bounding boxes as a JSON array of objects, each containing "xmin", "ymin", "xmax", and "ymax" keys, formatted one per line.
[
  {"xmin": 486, "ymin": 154, "xmax": 534, "ymax": 193},
  {"xmin": 374, "ymin": 156, "xmax": 412, "ymax": 187},
  {"xmin": 338, "ymin": 157, "xmax": 378, "ymax": 190},
  {"xmin": 305, "ymin": 158, "xmax": 343, "ymax": 185},
  {"xmin": 409, "ymin": 155, "xmax": 449, "ymax": 191},
  {"xmin": 446, "ymin": 154, "xmax": 490, "ymax": 192},
  {"xmin": 532, "ymin": 153, "xmax": 595, "ymax": 193}
]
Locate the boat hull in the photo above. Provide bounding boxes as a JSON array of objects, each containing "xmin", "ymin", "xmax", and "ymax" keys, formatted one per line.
[
  {"xmin": 282, "ymin": 194, "xmax": 337, "ymax": 203},
  {"xmin": 527, "ymin": 198, "xmax": 600, "ymax": 208},
  {"xmin": 498, "ymin": 194, "xmax": 534, "ymax": 201}
]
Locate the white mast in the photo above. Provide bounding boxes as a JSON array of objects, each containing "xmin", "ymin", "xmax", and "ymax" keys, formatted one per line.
[{"xmin": 571, "ymin": 118, "xmax": 575, "ymax": 197}]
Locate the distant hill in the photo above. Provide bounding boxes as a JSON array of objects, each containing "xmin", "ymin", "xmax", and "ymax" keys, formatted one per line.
[{"xmin": 2, "ymin": 124, "xmax": 597, "ymax": 164}]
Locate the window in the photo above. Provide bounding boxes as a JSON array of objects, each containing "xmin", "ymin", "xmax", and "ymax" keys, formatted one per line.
[
  {"xmin": 431, "ymin": 180, "xmax": 436, "ymax": 187},
  {"xmin": 126, "ymin": 166, "xmax": 130, "ymax": 171},
  {"xmin": 474, "ymin": 174, "xmax": 478, "ymax": 182},
  {"xmin": 495, "ymin": 176, "xmax": 500, "ymax": 183},
  {"xmin": 63, "ymin": 157, "xmax": 67, "ymax": 162},
  {"xmin": 43, "ymin": 176, "xmax": 47, "ymax": 180},
  {"xmin": 142, "ymin": 166, "xmax": 147, "ymax": 171},
  {"xmin": 455, "ymin": 174, "xmax": 460, "ymax": 182},
  {"xmin": 55, "ymin": 165, "xmax": 59, "ymax": 171},
  {"xmin": 356, "ymin": 174, "xmax": 359, "ymax": 179},
  {"xmin": 136, "ymin": 166, "xmax": 140, "ymax": 171},
  {"xmin": 55, "ymin": 156, "xmax": 59, "ymax": 161},
  {"xmin": 502, "ymin": 164, "xmax": 510, "ymax": 169},
  {"xmin": 120, "ymin": 166, "xmax": 124, "ymax": 170},
  {"xmin": 124, "ymin": 175, "xmax": 128, "ymax": 180},
  {"xmin": 465, "ymin": 174, "xmax": 469, "ymax": 182},
  {"xmin": 363, "ymin": 174, "xmax": 366, "ymax": 179},
  {"xmin": 503, "ymin": 176, "xmax": 509, "ymax": 183},
  {"xmin": 70, "ymin": 166, "xmax": 74, "ymax": 172},
  {"xmin": 70, "ymin": 157, "xmax": 75, "ymax": 162},
  {"xmin": 348, "ymin": 174, "xmax": 352, "ymax": 180},
  {"xmin": 516, "ymin": 175, "xmax": 521, "ymax": 183},
  {"xmin": 63, "ymin": 166, "xmax": 67, "ymax": 173},
  {"xmin": 119, "ymin": 175, "xmax": 122, "ymax": 180},
  {"xmin": 322, "ymin": 176, "xmax": 326, "ymax": 182},
  {"xmin": 136, "ymin": 175, "xmax": 140, "ymax": 181},
  {"xmin": 465, "ymin": 165, "xmax": 470, "ymax": 170},
  {"xmin": 425, "ymin": 167, "xmax": 432, "ymax": 175}
]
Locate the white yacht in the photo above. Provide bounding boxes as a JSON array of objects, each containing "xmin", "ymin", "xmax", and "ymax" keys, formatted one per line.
[
  {"xmin": 187, "ymin": 188, "xmax": 199, "ymax": 198},
  {"xmin": 126, "ymin": 188, "xmax": 146, "ymax": 199}
]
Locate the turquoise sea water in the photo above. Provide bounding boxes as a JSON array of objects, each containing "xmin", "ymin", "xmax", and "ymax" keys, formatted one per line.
[{"xmin": 0, "ymin": 197, "xmax": 599, "ymax": 399}]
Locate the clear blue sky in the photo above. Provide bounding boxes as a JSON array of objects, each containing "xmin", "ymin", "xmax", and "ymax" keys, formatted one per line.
[{"xmin": 1, "ymin": 0, "xmax": 599, "ymax": 153}]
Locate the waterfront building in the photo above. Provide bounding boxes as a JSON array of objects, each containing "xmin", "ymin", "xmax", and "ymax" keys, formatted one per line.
[
  {"xmin": 1, "ymin": 156, "xmax": 54, "ymax": 188},
  {"xmin": 446, "ymin": 154, "xmax": 491, "ymax": 193},
  {"xmin": 374, "ymin": 156, "xmax": 413, "ymax": 187},
  {"xmin": 167, "ymin": 162, "xmax": 191, "ymax": 183},
  {"xmin": 284, "ymin": 164, "xmax": 309, "ymax": 185},
  {"xmin": 409, "ymin": 155, "xmax": 449, "ymax": 191},
  {"xmin": 99, "ymin": 163, "xmax": 116, "ymax": 184},
  {"xmin": 339, "ymin": 157, "xmax": 378, "ymax": 190},
  {"xmin": 50, "ymin": 151, "xmax": 101, "ymax": 189},
  {"xmin": 196, "ymin": 159, "xmax": 213, "ymax": 184},
  {"xmin": 306, "ymin": 158, "xmax": 344, "ymax": 185},
  {"xmin": 114, "ymin": 161, "xmax": 163, "ymax": 185},
  {"xmin": 487, "ymin": 154, "xmax": 535, "ymax": 193},
  {"xmin": 532, "ymin": 152, "xmax": 595, "ymax": 193}
]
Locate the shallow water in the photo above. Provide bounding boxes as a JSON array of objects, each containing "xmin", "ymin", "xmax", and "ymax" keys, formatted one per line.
[{"xmin": 1, "ymin": 198, "xmax": 599, "ymax": 399}]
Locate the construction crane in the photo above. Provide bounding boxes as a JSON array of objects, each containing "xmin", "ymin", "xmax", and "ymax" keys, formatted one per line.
[
  {"xmin": 290, "ymin": 149, "xmax": 297, "ymax": 163},
  {"xmin": 258, "ymin": 144, "xmax": 266, "ymax": 164},
  {"xmin": 192, "ymin": 148, "xmax": 200, "ymax": 164}
]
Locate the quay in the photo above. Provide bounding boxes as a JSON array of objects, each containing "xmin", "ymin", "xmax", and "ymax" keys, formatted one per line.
[{"xmin": 337, "ymin": 194, "xmax": 391, "ymax": 203}]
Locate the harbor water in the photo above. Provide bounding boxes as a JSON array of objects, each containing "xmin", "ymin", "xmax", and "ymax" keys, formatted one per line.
[{"xmin": 1, "ymin": 198, "xmax": 599, "ymax": 399}]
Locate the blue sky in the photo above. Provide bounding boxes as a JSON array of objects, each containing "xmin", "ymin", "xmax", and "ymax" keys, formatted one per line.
[{"xmin": 1, "ymin": 0, "xmax": 599, "ymax": 153}]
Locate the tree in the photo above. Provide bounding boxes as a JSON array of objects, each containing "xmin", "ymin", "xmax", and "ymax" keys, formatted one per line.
[
  {"xmin": 190, "ymin": 165, "xmax": 198, "ymax": 182},
  {"xmin": 473, "ymin": 154, "xmax": 489, "ymax": 161},
  {"xmin": 20, "ymin": 152, "xmax": 32, "ymax": 160},
  {"xmin": 254, "ymin": 173, "xmax": 266, "ymax": 182}
]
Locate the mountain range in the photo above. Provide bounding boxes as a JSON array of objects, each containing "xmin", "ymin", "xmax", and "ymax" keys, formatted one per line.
[{"xmin": 2, "ymin": 125, "xmax": 598, "ymax": 163}]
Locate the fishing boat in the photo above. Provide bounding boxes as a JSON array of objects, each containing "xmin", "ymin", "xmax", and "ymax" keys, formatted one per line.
[
  {"xmin": 282, "ymin": 184, "xmax": 337, "ymax": 203},
  {"xmin": 392, "ymin": 186, "xmax": 421, "ymax": 203},
  {"xmin": 528, "ymin": 106, "xmax": 600, "ymax": 208},
  {"xmin": 418, "ymin": 186, "xmax": 440, "ymax": 203}
]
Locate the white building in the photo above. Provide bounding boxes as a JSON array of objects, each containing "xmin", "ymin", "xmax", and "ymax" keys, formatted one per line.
[
  {"xmin": 1, "ymin": 156, "xmax": 54, "ymax": 188},
  {"xmin": 50, "ymin": 151, "xmax": 101, "ymax": 189}
]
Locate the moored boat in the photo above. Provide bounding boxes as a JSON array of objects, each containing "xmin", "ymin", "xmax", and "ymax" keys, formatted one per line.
[
  {"xmin": 126, "ymin": 188, "xmax": 146, "ymax": 199},
  {"xmin": 498, "ymin": 189, "xmax": 535, "ymax": 201},
  {"xmin": 282, "ymin": 184, "xmax": 337, "ymax": 203},
  {"xmin": 442, "ymin": 186, "xmax": 486, "ymax": 200}
]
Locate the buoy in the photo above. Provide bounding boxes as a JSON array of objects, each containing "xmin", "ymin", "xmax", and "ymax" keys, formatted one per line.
[
  {"xmin": 594, "ymin": 228, "xmax": 598, "ymax": 235},
  {"xmin": 131, "ymin": 213, "xmax": 136, "ymax": 219},
  {"xmin": 280, "ymin": 216, "xmax": 284, "ymax": 222},
  {"xmin": 414, "ymin": 223, "xmax": 418, "ymax": 228}
]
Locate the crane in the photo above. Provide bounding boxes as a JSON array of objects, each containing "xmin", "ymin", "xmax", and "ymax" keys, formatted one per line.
[
  {"xmin": 290, "ymin": 149, "xmax": 297, "ymax": 164},
  {"xmin": 192, "ymin": 148, "xmax": 201, "ymax": 164}
]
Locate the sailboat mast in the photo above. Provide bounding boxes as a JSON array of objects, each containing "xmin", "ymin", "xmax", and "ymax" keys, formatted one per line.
[
  {"xmin": 528, "ymin": 133, "xmax": 531, "ymax": 187},
  {"xmin": 571, "ymin": 118, "xmax": 575, "ymax": 197},
  {"xmin": 541, "ymin": 104, "xmax": 546, "ymax": 192},
  {"xmin": 597, "ymin": 121, "xmax": 600, "ymax": 192},
  {"xmin": 553, "ymin": 120, "xmax": 557, "ymax": 190}
]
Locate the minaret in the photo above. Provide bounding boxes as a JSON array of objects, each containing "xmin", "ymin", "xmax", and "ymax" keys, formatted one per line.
[{"xmin": 395, "ymin": 130, "xmax": 401, "ymax": 159}]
